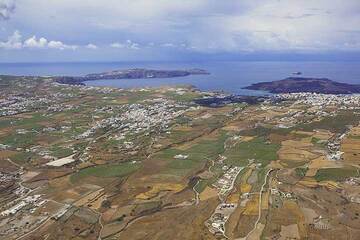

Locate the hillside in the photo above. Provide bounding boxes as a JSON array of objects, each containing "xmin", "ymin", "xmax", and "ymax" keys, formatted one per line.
[
  {"xmin": 243, "ymin": 77, "xmax": 360, "ymax": 94},
  {"xmin": 55, "ymin": 68, "xmax": 209, "ymax": 85}
]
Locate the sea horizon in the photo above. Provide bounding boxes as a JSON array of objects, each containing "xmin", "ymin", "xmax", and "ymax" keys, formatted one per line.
[{"xmin": 1, "ymin": 60, "xmax": 359, "ymax": 95}]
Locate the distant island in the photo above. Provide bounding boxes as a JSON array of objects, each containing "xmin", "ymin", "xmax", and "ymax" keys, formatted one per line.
[
  {"xmin": 55, "ymin": 68, "xmax": 209, "ymax": 85},
  {"xmin": 243, "ymin": 77, "xmax": 360, "ymax": 94}
]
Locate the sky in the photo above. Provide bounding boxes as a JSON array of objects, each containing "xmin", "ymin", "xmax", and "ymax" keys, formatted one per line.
[{"xmin": 0, "ymin": 0, "xmax": 360, "ymax": 62}]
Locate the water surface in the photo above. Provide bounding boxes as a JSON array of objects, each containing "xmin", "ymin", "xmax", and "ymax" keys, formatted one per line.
[{"xmin": 1, "ymin": 61, "xmax": 359, "ymax": 95}]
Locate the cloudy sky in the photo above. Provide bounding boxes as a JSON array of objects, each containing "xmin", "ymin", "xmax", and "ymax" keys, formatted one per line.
[{"xmin": 1, "ymin": 0, "xmax": 360, "ymax": 62}]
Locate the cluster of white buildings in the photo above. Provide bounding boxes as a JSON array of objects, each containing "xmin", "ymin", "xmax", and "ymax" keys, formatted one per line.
[
  {"xmin": 0, "ymin": 91, "xmax": 77, "ymax": 117},
  {"xmin": 0, "ymin": 96, "xmax": 52, "ymax": 116},
  {"xmin": 276, "ymin": 108, "xmax": 332, "ymax": 128},
  {"xmin": 174, "ymin": 154, "xmax": 188, "ymax": 159},
  {"xmin": 0, "ymin": 171, "xmax": 18, "ymax": 185},
  {"xmin": 206, "ymin": 202, "xmax": 237, "ymax": 236},
  {"xmin": 276, "ymin": 93, "xmax": 360, "ymax": 109},
  {"xmin": 46, "ymin": 103, "xmax": 77, "ymax": 113},
  {"xmin": 0, "ymin": 195, "xmax": 46, "ymax": 217},
  {"xmin": 0, "ymin": 144, "xmax": 10, "ymax": 150},
  {"xmin": 53, "ymin": 82, "xmax": 116, "ymax": 94},
  {"xmin": 213, "ymin": 166, "xmax": 243, "ymax": 197},
  {"xmin": 77, "ymin": 99, "xmax": 187, "ymax": 141},
  {"xmin": 327, "ymin": 132, "xmax": 347, "ymax": 161},
  {"xmin": 271, "ymin": 188, "xmax": 295, "ymax": 199}
]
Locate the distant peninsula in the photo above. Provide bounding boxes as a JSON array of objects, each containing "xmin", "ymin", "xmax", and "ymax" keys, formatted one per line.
[
  {"xmin": 55, "ymin": 68, "xmax": 209, "ymax": 85},
  {"xmin": 243, "ymin": 77, "xmax": 360, "ymax": 94}
]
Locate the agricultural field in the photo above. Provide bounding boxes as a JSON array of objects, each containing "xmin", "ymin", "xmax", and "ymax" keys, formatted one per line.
[{"xmin": 1, "ymin": 75, "xmax": 360, "ymax": 240}]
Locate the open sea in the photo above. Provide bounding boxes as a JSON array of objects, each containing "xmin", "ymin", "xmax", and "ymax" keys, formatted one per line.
[{"xmin": 1, "ymin": 61, "xmax": 359, "ymax": 95}]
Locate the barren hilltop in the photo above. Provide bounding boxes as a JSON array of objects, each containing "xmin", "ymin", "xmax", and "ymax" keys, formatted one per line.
[
  {"xmin": 55, "ymin": 68, "xmax": 210, "ymax": 85},
  {"xmin": 243, "ymin": 77, "xmax": 360, "ymax": 94}
]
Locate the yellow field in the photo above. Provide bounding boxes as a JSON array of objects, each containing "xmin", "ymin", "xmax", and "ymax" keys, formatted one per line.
[
  {"xmin": 306, "ymin": 156, "xmax": 343, "ymax": 177},
  {"xmin": 243, "ymin": 196, "xmax": 259, "ymax": 216},
  {"xmin": 312, "ymin": 130, "xmax": 333, "ymax": 140},
  {"xmin": 240, "ymin": 183, "xmax": 252, "ymax": 194},
  {"xmin": 199, "ymin": 186, "xmax": 218, "ymax": 201},
  {"xmin": 261, "ymin": 192, "xmax": 269, "ymax": 210},
  {"xmin": 299, "ymin": 178, "xmax": 339, "ymax": 190},
  {"xmin": 341, "ymin": 137, "xmax": 360, "ymax": 163},
  {"xmin": 278, "ymin": 139, "xmax": 318, "ymax": 163},
  {"xmin": 73, "ymin": 188, "xmax": 104, "ymax": 208},
  {"xmin": 227, "ymin": 192, "xmax": 240, "ymax": 204},
  {"xmin": 136, "ymin": 183, "xmax": 185, "ymax": 200}
]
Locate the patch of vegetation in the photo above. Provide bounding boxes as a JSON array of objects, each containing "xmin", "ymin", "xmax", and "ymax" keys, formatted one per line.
[
  {"xmin": 240, "ymin": 126, "xmax": 292, "ymax": 138},
  {"xmin": 224, "ymin": 137, "xmax": 280, "ymax": 167},
  {"xmin": 73, "ymin": 142, "xmax": 88, "ymax": 152},
  {"xmin": 101, "ymin": 139, "xmax": 121, "ymax": 149},
  {"xmin": 126, "ymin": 91, "xmax": 153, "ymax": 104},
  {"xmin": 14, "ymin": 113, "xmax": 47, "ymax": 130},
  {"xmin": 116, "ymin": 214, "xmax": 127, "ymax": 222},
  {"xmin": 164, "ymin": 91, "xmax": 200, "ymax": 102},
  {"xmin": 175, "ymin": 116, "xmax": 191, "ymax": 125},
  {"xmin": 297, "ymin": 111, "xmax": 359, "ymax": 133},
  {"xmin": 311, "ymin": 137, "xmax": 327, "ymax": 148},
  {"xmin": 194, "ymin": 176, "xmax": 220, "ymax": 193},
  {"xmin": 50, "ymin": 146, "xmax": 73, "ymax": 158},
  {"xmin": 291, "ymin": 132, "xmax": 312, "ymax": 139},
  {"xmin": 194, "ymin": 179, "xmax": 208, "ymax": 193},
  {"xmin": 315, "ymin": 168, "xmax": 359, "ymax": 182},
  {"xmin": 101, "ymin": 200, "xmax": 111, "ymax": 208},
  {"xmin": 0, "ymin": 119, "xmax": 12, "ymax": 129},
  {"xmin": 159, "ymin": 131, "xmax": 228, "ymax": 176},
  {"xmin": 283, "ymin": 160, "xmax": 309, "ymax": 168},
  {"xmin": 2, "ymin": 132, "xmax": 37, "ymax": 148},
  {"xmin": 70, "ymin": 162, "xmax": 140, "ymax": 183},
  {"xmin": 349, "ymin": 135, "xmax": 360, "ymax": 140},
  {"xmin": 192, "ymin": 115, "xmax": 227, "ymax": 129},
  {"xmin": 295, "ymin": 167, "xmax": 308, "ymax": 178},
  {"xmin": 9, "ymin": 151, "xmax": 34, "ymax": 164},
  {"xmin": 252, "ymin": 168, "xmax": 268, "ymax": 192},
  {"xmin": 132, "ymin": 201, "xmax": 161, "ymax": 216}
]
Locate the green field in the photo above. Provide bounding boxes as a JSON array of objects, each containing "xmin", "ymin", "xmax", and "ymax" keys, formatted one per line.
[
  {"xmin": 164, "ymin": 91, "xmax": 201, "ymax": 102},
  {"xmin": 298, "ymin": 111, "xmax": 359, "ymax": 133},
  {"xmin": 50, "ymin": 146, "xmax": 74, "ymax": 158},
  {"xmin": 295, "ymin": 167, "xmax": 308, "ymax": 178},
  {"xmin": 311, "ymin": 137, "xmax": 327, "ymax": 148},
  {"xmin": 240, "ymin": 126, "xmax": 292, "ymax": 137},
  {"xmin": 315, "ymin": 168, "xmax": 359, "ymax": 182},
  {"xmin": 2, "ymin": 132, "xmax": 37, "ymax": 148},
  {"xmin": 158, "ymin": 131, "xmax": 228, "ymax": 176},
  {"xmin": 70, "ymin": 162, "xmax": 141, "ymax": 183},
  {"xmin": 224, "ymin": 137, "xmax": 280, "ymax": 167},
  {"xmin": 9, "ymin": 151, "xmax": 34, "ymax": 164}
]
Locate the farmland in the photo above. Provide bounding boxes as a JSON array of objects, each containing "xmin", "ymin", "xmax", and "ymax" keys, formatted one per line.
[{"xmin": 1, "ymin": 75, "xmax": 360, "ymax": 240}]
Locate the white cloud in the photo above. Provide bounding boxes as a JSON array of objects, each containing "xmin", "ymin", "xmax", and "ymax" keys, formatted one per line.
[
  {"xmin": 48, "ymin": 40, "xmax": 77, "ymax": 50},
  {"xmin": 0, "ymin": 31, "xmax": 78, "ymax": 50},
  {"xmin": 184, "ymin": 0, "xmax": 360, "ymax": 52},
  {"xmin": 110, "ymin": 40, "xmax": 140, "ymax": 50},
  {"xmin": 3, "ymin": 0, "xmax": 360, "ymax": 55},
  {"xmin": 86, "ymin": 43, "xmax": 97, "ymax": 49},
  {"xmin": 161, "ymin": 43, "xmax": 175, "ymax": 48},
  {"xmin": 24, "ymin": 36, "xmax": 48, "ymax": 48},
  {"xmin": 127, "ymin": 40, "xmax": 140, "ymax": 50},
  {"xmin": 0, "ymin": 30, "xmax": 22, "ymax": 49},
  {"xmin": 110, "ymin": 42, "xmax": 125, "ymax": 48}
]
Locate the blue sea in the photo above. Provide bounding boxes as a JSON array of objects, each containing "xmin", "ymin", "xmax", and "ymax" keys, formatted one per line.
[{"xmin": 1, "ymin": 61, "xmax": 359, "ymax": 95}]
